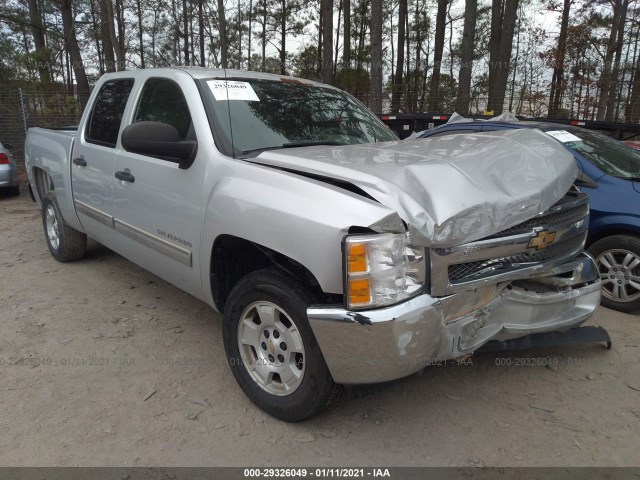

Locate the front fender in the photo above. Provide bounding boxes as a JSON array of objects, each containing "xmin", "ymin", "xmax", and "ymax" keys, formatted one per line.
[
  {"xmin": 588, "ymin": 213, "xmax": 640, "ymax": 244},
  {"xmin": 200, "ymin": 159, "xmax": 399, "ymax": 303}
]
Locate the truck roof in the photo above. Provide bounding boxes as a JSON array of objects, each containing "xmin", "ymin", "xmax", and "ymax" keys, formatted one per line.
[{"xmin": 99, "ymin": 67, "xmax": 334, "ymax": 89}]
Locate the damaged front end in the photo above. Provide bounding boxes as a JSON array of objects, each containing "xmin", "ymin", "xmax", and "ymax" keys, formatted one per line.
[{"xmin": 307, "ymin": 187, "xmax": 601, "ymax": 385}]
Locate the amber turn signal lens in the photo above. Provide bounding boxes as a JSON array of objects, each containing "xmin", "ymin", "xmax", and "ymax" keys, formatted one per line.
[
  {"xmin": 347, "ymin": 242, "xmax": 368, "ymax": 273},
  {"xmin": 348, "ymin": 278, "xmax": 372, "ymax": 305}
]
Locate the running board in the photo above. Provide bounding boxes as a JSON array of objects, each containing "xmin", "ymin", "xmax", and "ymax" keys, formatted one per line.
[{"xmin": 476, "ymin": 326, "xmax": 612, "ymax": 353}]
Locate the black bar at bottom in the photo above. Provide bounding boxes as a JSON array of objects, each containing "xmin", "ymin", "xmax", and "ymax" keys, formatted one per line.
[{"xmin": 476, "ymin": 325, "xmax": 612, "ymax": 353}]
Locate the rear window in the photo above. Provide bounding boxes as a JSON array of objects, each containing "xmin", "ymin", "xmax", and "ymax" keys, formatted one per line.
[{"xmin": 86, "ymin": 79, "xmax": 135, "ymax": 147}]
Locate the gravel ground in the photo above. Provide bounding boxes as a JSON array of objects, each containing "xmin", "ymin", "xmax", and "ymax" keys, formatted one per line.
[{"xmin": 1, "ymin": 188, "xmax": 639, "ymax": 467}]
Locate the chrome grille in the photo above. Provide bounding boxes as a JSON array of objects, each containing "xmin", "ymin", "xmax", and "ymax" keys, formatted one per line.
[
  {"xmin": 429, "ymin": 192, "xmax": 591, "ymax": 296},
  {"xmin": 448, "ymin": 233, "xmax": 586, "ymax": 281},
  {"xmin": 482, "ymin": 201, "xmax": 589, "ymax": 240}
]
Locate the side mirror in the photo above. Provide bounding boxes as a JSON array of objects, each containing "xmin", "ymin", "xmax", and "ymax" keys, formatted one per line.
[
  {"xmin": 575, "ymin": 170, "xmax": 598, "ymax": 189},
  {"xmin": 121, "ymin": 121, "xmax": 197, "ymax": 169}
]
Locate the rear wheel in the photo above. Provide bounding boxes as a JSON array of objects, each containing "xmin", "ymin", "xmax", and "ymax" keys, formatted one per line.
[
  {"xmin": 223, "ymin": 268, "xmax": 341, "ymax": 421},
  {"xmin": 588, "ymin": 235, "xmax": 640, "ymax": 313},
  {"xmin": 41, "ymin": 194, "xmax": 87, "ymax": 262}
]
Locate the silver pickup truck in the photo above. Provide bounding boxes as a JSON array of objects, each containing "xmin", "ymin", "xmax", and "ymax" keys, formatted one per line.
[{"xmin": 25, "ymin": 68, "xmax": 601, "ymax": 421}]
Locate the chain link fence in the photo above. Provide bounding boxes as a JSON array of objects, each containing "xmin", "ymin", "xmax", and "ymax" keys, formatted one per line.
[{"xmin": 0, "ymin": 85, "xmax": 89, "ymax": 167}]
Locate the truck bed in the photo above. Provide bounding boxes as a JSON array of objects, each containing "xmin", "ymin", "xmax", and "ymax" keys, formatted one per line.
[{"xmin": 25, "ymin": 127, "xmax": 82, "ymax": 231}]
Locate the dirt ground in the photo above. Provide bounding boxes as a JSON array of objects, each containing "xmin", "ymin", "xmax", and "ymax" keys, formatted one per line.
[{"xmin": 1, "ymin": 187, "xmax": 639, "ymax": 468}]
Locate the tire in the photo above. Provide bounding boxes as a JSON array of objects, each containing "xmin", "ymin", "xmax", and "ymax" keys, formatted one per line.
[
  {"xmin": 588, "ymin": 235, "xmax": 640, "ymax": 313},
  {"xmin": 223, "ymin": 267, "xmax": 342, "ymax": 421},
  {"xmin": 41, "ymin": 194, "xmax": 87, "ymax": 262}
]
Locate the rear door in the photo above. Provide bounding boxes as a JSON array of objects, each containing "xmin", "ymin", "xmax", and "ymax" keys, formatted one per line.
[
  {"xmin": 112, "ymin": 75, "xmax": 207, "ymax": 298},
  {"xmin": 71, "ymin": 78, "xmax": 134, "ymax": 246}
]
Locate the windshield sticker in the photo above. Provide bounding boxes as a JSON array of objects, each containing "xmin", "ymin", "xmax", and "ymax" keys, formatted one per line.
[
  {"xmin": 207, "ymin": 80, "xmax": 260, "ymax": 101},
  {"xmin": 546, "ymin": 130, "xmax": 582, "ymax": 143}
]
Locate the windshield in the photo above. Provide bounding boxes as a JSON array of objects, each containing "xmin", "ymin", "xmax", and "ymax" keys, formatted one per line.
[
  {"xmin": 200, "ymin": 77, "xmax": 397, "ymax": 157},
  {"xmin": 553, "ymin": 128, "xmax": 640, "ymax": 180}
]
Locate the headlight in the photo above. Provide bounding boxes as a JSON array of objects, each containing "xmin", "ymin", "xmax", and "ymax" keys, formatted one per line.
[{"xmin": 344, "ymin": 232, "xmax": 425, "ymax": 309}]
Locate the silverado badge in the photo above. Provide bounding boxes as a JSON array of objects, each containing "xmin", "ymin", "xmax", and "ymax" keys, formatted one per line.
[{"xmin": 528, "ymin": 230, "xmax": 556, "ymax": 250}]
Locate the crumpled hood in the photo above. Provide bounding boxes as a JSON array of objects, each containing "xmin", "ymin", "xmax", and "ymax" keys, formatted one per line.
[{"xmin": 249, "ymin": 129, "xmax": 578, "ymax": 246}]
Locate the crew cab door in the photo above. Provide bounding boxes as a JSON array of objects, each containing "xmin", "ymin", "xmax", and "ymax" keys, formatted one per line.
[
  {"xmin": 71, "ymin": 78, "xmax": 134, "ymax": 246},
  {"xmin": 112, "ymin": 76, "xmax": 207, "ymax": 298}
]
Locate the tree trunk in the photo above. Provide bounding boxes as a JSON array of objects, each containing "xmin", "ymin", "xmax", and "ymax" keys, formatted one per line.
[
  {"xmin": 248, "ymin": 0, "xmax": 253, "ymax": 69},
  {"xmin": 625, "ymin": 19, "xmax": 640, "ymax": 120},
  {"xmin": 456, "ymin": 0, "xmax": 476, "ymax": 113},
  {"xmin": 172, "ymin": 0, "xmax": 179, "ymax": 63},
  {"xmin": 114, "ymin": 0, "xmax": 126, "ymax": 69},
  {"xmin": 27, "ymin": 0, "xmax": 51, "ymax": 83},
  {"xmin": 391, "ymin": 0, "xmax": 406, "ymax": 112},
  {"xmin": 199, "ymin": 0, "xmax": 205, "ymax": 66},
  {"xmin": 261, "ymin": 0, "xmax": 266, "ymax": 70},
  {"xmin": 135, "ymin": 0, "xmax": 145, "ymax": 68},
  {"xmin": 100, "ymin": 0, "xmax": 116, "ymax": 71},
  {"xmin": 318, "ymin": 5, "xmax": 323, "ymax": 74},
  {"xmin": 605, "ymin": 0, "xmax": 629, "ymax": 121},
  {"xmin": 369, "ymin": 0, "xmax": 383, "ymax": 112},
  {"xmin": 104, "ymin": 0, "xmax": 124, "ymax": 70},
  {"xmin": 428, "ymin": 0, "xmax": 448, "ymax": 111},
  {"xmin": 334, "ymin": 0, "xmax": 342, "ymax": 77},
  {"xmin": 218, "ymin": 0, "xmax": 228, "ymax": 68},
  {"xmin": 508, "ymin": 11, "xmax": 521, "ymax": 112},
  {"xmin": 627, "ymin": 18, "xmax": 640, "ymax": 123},
  {"xmin": 59, "ymin": 0, "xmax": 90, "ymax": 96},
  {"xmin": 280, "ymin": 0, "xmax": 286, "ymax": 74},
  {"xmin": 548, "ymin": 0, "xmax": 570, "ymax": 117},
  {"xmin": 183, "ymin": 0, "xmax": 190, "ymax": 65},
  {"xmin": 411, "ymin": 0, "xmax": 421, "ymax": 112},
  {"xmin": 486, "ymin": 0, "xmax": 519, "ymax": 114},
  {"xmin": 343, "ymin": 0, "xmax": 350, "ymax": 66},
  {"xmin": 89, "ymin": 0, "xmax": 104, "ymax": 74},
  {"xmin": 487, "ymin": 0, "xmax": 502, "ymax": 112},
  {"xmin": 597, "ymin": 0, "xmax": 622, "ymax": 120},
  {"xmin": 321, "ymin": 0, "xmax": 333, "ymax": 83}
]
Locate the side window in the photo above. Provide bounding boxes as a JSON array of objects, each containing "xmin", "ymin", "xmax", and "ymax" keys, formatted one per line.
[
  {"xmin": 86, "ymin": 79, "xmax": 135, "ymax": 147},
  {"xmin": 134, "ymin": 79, "xmax": 194, "ymax": 141}
]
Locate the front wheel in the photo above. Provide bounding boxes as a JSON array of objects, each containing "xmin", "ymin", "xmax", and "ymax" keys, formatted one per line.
[
  {"xmin": 223, "ymin": 268, "xmax": 341, "ymax": 421},
  {"xmin": 588, "ymin": 235, "xmax": 640, "ymax": 313}
]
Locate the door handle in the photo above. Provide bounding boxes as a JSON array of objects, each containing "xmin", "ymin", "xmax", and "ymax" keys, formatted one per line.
[
  {"xmin": 115, "ymin": 169, "xmax": 135, "ymax": 183},
  {"xmin": 73, "ymin": 157, "xmax": 86, "ymax": 166}
]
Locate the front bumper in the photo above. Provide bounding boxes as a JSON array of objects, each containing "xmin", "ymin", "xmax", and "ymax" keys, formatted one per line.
[{"xmin": 308, "ymin": 253, "xmax": 601, "ymax": 384}]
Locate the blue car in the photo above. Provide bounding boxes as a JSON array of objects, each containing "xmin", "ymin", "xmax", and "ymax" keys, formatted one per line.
[{"xmin": 418, "ymin": 120, "xmax": 640, "ymax": 313}]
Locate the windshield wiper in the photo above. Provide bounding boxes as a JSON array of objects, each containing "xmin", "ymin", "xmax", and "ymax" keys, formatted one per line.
[
  {"xmin": 240, "ymin": 141, "xmax": 349, "ymax": 157},
  {"xmin": 281, "ymin": 141, "xmax": 349, "ymax": 148}
]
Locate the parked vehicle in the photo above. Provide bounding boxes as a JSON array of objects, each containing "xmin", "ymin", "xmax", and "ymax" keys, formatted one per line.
[
  {"xmin": 25, "ymin": 69, "xmax": 601, "ymax": 421},
  {"xmin": 0, "ymin": 141, "xmax": 19, "ymax": 196},
  {"xmin": 417, "ymin": 119, "xmax": 640, "ymax": 313}
]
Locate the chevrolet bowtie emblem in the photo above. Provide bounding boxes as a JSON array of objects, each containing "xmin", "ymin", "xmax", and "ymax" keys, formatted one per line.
[{"xmin": 528, "ymin": 230, "xmax": 556, "ymax": 250}]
